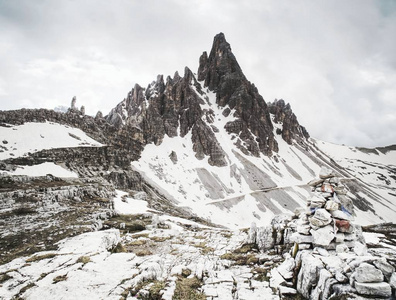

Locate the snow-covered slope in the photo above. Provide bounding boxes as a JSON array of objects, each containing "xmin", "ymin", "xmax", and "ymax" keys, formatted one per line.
[
  {"xmin": 131, "ymin": 81, "xmax": 396, "ymax": 228},
  {"xmin": 0, "ymin": 121, "xmax": 103, "ymax": 160}
]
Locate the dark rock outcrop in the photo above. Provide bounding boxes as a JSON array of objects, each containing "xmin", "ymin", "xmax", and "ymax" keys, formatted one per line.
[
  {"xmin": 198, "ymin": 33, "xmax": 278, "ymax": 156},
  {"xmin": 268, "ymin": 99, "xmax": 309, "ymax": 144},
  {"xmin": 106, "ymin": 67, "xmax": 227, "ymax": 166}
]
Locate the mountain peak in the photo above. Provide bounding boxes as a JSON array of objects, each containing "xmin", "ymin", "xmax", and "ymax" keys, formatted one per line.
[{"xmin": 198, "ymin": 33, "xmax": 244, "ymax": 91}]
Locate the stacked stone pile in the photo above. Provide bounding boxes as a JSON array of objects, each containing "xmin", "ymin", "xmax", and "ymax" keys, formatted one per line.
[
  {"xmin": 248, "ymin": 166, "xmax": 396, "ymax": 299},
  {"xmin": 290, "ymin": 166, "xmax": 360, "ymax": 251}
]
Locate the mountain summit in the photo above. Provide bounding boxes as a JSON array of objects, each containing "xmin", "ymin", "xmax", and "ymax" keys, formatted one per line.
[{"xmin": 106, "ymin": 33, "xmax": 307, "ymax": 162}]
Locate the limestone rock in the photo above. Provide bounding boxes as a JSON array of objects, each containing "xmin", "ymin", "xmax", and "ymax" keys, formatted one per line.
[
  {"xmin": 296, "ymin": 252, "xmax": 324, "ymax": 298},
  {"xmin": 353, "ymin": 241, "xmax": 368, "ymax": 256},
  {"xmin": 311, "ymin": 268, "xmax": 334, "ymax": 300},
  {"xmin": 389, "ymin": 272, "xmax": 396, "ymax": 289},
  {"xmin": 353, "ymin": 263, "xmax": 384, "ymax": 283},
  {"xmin": 325, "ymin": 200, "xmax": 339, "ymax": 211},
  {"xmin": 354, "ymin": 281, "xmax": 392, "ymax": 298},
  {"xmin": 290, "ymin": 232, "xmax": 314, "ymax": 244},
  {"xmin": 278, "ymin": 286, "xmax": 297, "ymax": 296},
  {"xmin": 308, "ymin": 196, "xmax": 326, "ymax": 208},
  {"xmin": 277, "ymin": 257, "xmax": 295, "ymax": 280},
  {"xmin": 310, "ymin": 225, "xmax": 335, "ymax": 247},
  {"xmin": 310, "ymin": 209, "xmax": 332, "ymax": 227},
  {"xmin": 373, "ymin": 259, "xmax": 395, "ymax": 281},
  {"xmin": 256, "ymin": 226, "xmax": 275, "ymax": 251}
]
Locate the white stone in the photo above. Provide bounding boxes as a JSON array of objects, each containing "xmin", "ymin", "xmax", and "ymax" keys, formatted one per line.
[
  {"xmin": 325, "ymin": 200, "xmax": 339, "ymax": 211},
  {"xmin": 336, "ymin": 244, "xmax": 349, "ymax": 254},
  {"xmin": 311, "ymin": 268, "xmax": 334, "ymax": 300},
  {"xmin": 313, "ymin": 247, "xmax": 329, "ymax": 257},
  {"xmin": 311, "ymin": 225, "xmax": 335, "ymax": 247},
  {"xmin": 277, "ymin": 257, "xmax": 295, "ymax": 280},
  {"xmin": 278, "ymin": 286, "xmax": 297, "ymax": 296},
  {"xmin": 296, "ymin": 224, "xmax": 311, "ymax": 235},
  {"xmin": 319, "ymin": 166, "xmax": 335, "ymax": 179},
  {"xmin": 256, "ymin": 226, "xmax": 275, "ymax": 251},
  {"xmin": 373, "ymin": 259, "xmax": 395, "ymax": 280},
  {"xmin": 310, "ymin": 209, "xmax": 332, "ymax": 227},
  {"xmin": 247, "ymin": 222, "xmax": 257, "ymax": 244},
  {"xmin": 335, "ymin": 233, "xmax": 345, "ymax": 243},
  {"xmin": 353, "ymin": 241, "xmax": 368, "ymax": 256},
  {"xmin": 331, "ymin": 210, "xmax": 352, "ymax": 221},
  {"xmin": 290, "ymin": 232, "xmax": 314, "ymax": 244},
  {"xmin": 389, "ymin": 272, "xmax": 396, "ymax": 289},
  {"xmin": 309, "ymin": 195, "xmax": 326, "ymax": 208},
  {"xmin": 299, "ymin": 244, "xmax": 312, "ymax": 250},
  {"xmin": 296, "ymin": 252, "xmax": 324, "ymax": 298},
  {"xmin": 355, "ymin": 282, "xmax": 392, "ymax": 298},
  {"xmin": 335, "ymin": 271, "xmax": 348, "ymax": 283},
  {"xmin": 354, "ymin": 263, "xmax": 384, "ymax": 283}
]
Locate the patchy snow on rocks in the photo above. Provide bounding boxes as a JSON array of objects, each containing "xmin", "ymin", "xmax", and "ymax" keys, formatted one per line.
[
  {"xmin": 0, "ymin": 121, "xmax": 103, "ymax": 160},
  {"xmin": 3, "ymin": 162, "xmax": 78, "ymax": 177}
]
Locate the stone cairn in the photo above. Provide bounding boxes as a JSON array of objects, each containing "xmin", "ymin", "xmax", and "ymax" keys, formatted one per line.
[
  {"xmin": 248, "ymin": 166, "xmax": 396, "ymax": 299},
  {"xmin": 291, "ymin": 165, "xmax": 358, "ymax": 252}
]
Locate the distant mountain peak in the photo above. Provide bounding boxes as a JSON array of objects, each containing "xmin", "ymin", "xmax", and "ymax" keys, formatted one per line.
[{"xmin": 198, "ymin": 33, "xmax": 244, "ymax": 92}]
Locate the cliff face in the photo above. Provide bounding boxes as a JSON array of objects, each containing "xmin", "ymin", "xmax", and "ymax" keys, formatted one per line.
[{"xmin": 267, "ymin": 99, "xmax": 310, "ymax": 145}]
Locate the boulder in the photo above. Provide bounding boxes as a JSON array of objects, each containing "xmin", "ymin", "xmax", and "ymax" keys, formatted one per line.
[
  {"xmin": 311, "ymin": 269, "xmax": 336, "ymax": 300},
  {"xmin": 353, "ymin": 263, "xmax": 384, "ymax": 283},
  {"xmin": 325, "ymin": 200, "xmax": 339, "ymax": 211},
  {"xmin": 311, "ymin": 225, "xmax": 335, "ymax": 247},
  {"xmin": 331, "ymin": 284, "xmax": 357, "ymax": 297},
  {"xmin": 296, "ymin": 252, "xmax": 324, "ymax": 298},
  {"xmin": 290, "ymin": 232, "xmax": 314, "ymax": 244},
  {"xmin": 256, "ymin": 226, "xmax": 275, "ymax": 251},
  {"xmin": 308, "ymin": 195, "xmax": 326, "ymax": 208},
  {"xmin": 247, "ymin": 222, "xmax": 257, "ymax": 244},
  {"xmin": 310, "ymin": 209, "xmax": 332, "ymax": 227},
  {"xmin": 389, "ymin": 272, "xmax": 396, "ymax": 289},
  {"xmin": 371, "ymin": 259, "xmax": 395, "ymax": 282},
  {"xmin": 353, "ymin": 241, "xmax": 368, "ymax": 256},
  {"xmin": 277, "ymin": 257, "xmax": 295, "ymax": 280},
  {"xmin": 333, "ymin": 186, "xmax": 347, "ymax": 195},
  {"xmin": 354, "ymin": 282, "xmax": 392, "ymax": 298},
  {"xmin": 296, "ymin": 224, "xmax": 311, "ymax": 235},
  {"xmin": 278, "ymin": 286, "xmax": 297, "ymax": 296}
]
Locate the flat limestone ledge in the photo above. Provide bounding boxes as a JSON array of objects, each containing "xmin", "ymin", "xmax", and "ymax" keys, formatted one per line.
[{"xmin": 354, "ymin": 281, "xmax": 392, "ymax": 298}]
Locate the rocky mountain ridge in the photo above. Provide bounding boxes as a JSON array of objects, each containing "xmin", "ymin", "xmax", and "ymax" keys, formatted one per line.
[{"xmin": 0, "ymin": 32, "xmax": 395, "ymax": 299}]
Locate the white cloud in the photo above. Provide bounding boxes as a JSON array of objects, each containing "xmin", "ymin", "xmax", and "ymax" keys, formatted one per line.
[{"xmin": 0, "ymin": 0, "xmax": 395, "ymax": 147}]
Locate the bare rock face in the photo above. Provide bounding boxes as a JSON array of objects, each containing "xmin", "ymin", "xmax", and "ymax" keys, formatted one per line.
[
  {"xmin": 105, "ymin": 33, "xmax": 310, "ymax": 163},
  {"xmin": 198, "ymin": 33, "xmax": 278, "ymax": 156},
  {"xmin": 106, "ymin": 66, "xmax": 227, "ymax": 166},
  {"xmin": 267, "ymin": 99, "xmax": 309, "ymax": 144}
]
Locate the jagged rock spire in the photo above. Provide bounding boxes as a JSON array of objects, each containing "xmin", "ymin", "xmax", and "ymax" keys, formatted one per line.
[{"xmin": 198, "ymin": 32, "xmax": 244, "ymax": 91}]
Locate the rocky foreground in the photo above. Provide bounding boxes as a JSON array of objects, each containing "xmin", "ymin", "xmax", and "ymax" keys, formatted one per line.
[{"xmin": 1, "ymin": 169, "xmax": 395, "ymax": 300}]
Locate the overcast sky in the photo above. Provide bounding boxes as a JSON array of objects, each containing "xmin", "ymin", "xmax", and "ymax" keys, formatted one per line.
[{"xmin": 1, "ymin": 0, "xmax": 395, "ymax": 148}]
